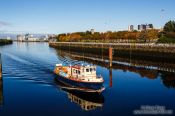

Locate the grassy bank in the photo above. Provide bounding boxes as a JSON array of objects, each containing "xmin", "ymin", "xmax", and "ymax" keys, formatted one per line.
[{"xmin": 0, "ymin": 39, "xmax": 13, "ymax": 46}]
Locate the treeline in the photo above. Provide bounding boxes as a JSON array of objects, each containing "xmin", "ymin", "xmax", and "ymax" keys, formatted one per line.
[
  {"xmin": 0, "ymin": 39, "xmax": 13, "ymax": 45},
  {"xmin": 55, "ymin": 20, "xmax": 175, "ymax": 43},
  {"xmin": 56, "ymin": 30, "xmax": 159, "ymax": 43}
]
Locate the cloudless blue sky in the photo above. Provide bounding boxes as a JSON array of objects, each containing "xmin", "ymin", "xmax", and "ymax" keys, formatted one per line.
[{"xmin": 0, "ymin": 0, "xmax": 175, "ymax": 34}]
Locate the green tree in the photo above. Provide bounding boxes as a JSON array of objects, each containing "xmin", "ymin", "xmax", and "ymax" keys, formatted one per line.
[{"xmin": 163, "ymin": 20, "xmax": 175, "ymax": 32}]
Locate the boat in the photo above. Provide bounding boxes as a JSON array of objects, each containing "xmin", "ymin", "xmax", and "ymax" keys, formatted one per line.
[{"xmin": 54, "ymin": 64, "xmax": 105, "ymax": 93}]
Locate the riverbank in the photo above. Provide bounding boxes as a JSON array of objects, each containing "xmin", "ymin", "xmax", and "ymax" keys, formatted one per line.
[
  {"xmin": 49, "ymin": 42, "xmax": 175, "ymax": 62},
  {"xmin": 13, "ymin": 40, "xmax": 49, "ymax": 42},
  {"xmin": 49, "ymin": 42, "xmax": 175, "ymax": 52},
  {"xmin": 0, "ymin": 39, "xmax": 13, "ymax": 46}
]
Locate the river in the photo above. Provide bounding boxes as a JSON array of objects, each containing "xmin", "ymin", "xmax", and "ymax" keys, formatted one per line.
[{"xmin": 0, "ymin": 42, "xmax": 174, "ymax": 116}]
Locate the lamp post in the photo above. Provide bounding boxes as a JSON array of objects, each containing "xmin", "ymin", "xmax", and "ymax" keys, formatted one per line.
[{"xmin": 161, "ymin": 9, "xmax": 165, "ymax": 31}]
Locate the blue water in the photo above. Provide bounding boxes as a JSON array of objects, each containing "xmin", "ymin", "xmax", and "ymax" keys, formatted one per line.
[{"xmin": 0, "ymin": 42, "xmax": 174, "ymax": 116}]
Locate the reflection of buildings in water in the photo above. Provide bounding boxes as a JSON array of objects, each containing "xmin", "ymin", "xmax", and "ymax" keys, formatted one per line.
[
  {"xmin": 67, "ymin": 93, "xmax": 103, "ymax": 111},
  {"xmin": 0, "ymin": 80, "xmax": 3, "ymax": 106}
]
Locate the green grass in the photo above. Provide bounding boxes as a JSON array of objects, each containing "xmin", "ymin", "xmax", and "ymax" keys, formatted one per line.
[{"xmin": 0, "ymin": 39, "xmax": 13, "ymax": 45}]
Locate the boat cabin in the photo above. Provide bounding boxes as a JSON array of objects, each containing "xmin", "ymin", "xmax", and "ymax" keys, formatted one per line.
[
  {"xmin": 55, "ymin": 64, "xmax": 97, "ymax": 79},
  {"xmin": 70, "ymin": 65, "xmax": 97, "ymax": 79}
]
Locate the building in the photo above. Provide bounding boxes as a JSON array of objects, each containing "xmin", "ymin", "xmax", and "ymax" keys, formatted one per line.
[
  {"xmin": 128, "ymin": 25, "xmax": 134, "ymax": 31},
  {"xmin": 148, "ymin": 24, "xmax": 153, "ymax": 29},
  {"xmin": 17, "ymin": 34, "xmax": 46, "ymax": 42},
  {"xmin": 40, "ymin": 35, "xmax": 49, "ymax": 41},
  {"xmin": 27, "ymin": 37, "xmax": 38, "ymax": 41},
  {"xmin": 48, "ymin": 34, "xmax": 57, "ymax": 42},
  {"xmin": 138, "ymin": 24, "xmax": 153, "ymax": 31},
  {"xmin": 91, "ymin": 29, "xmax": 95, "ymax": 34},
  {"xmin": 17, "ymin": 35, "xmax": 25, "ymax": 41}
]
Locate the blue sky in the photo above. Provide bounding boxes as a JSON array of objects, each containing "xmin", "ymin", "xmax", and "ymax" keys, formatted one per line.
[{"xmin": 0, "ymin": 0, "xmax": 175, "ymax": 34}]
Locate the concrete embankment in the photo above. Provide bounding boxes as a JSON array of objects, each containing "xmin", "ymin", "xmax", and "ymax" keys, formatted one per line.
[{"xmin": 49, "ymin": 42, "xmax": 175, "ymax": 62}]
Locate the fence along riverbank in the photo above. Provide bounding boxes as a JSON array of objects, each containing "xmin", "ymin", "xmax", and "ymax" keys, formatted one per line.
[
  {"xmin": 49, "ymin": 42, "xmax": 175, "ymax": 63},
  {"xmin": 49, "ymin": 42, "xmax": 175, "ymax": 53}
]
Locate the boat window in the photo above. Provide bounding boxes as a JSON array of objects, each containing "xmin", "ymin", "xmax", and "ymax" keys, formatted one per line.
[
  {"xmin": 78, "ymin": 71, "xmax": 80, "ymax": 75},
  {"xmin": 86, "ymin": 69, "xmax": 89, "ymax": 72},
  {"xmin": 76, "ymin": 70, "xmax": 78, "ymax": 74},
  {"xmin": 93, "ymin": 68, "xmax": 96, "ymax": 71},
  {"xmin": 90, "ymin": 68, "xmax": 93, "ymax": 72}
]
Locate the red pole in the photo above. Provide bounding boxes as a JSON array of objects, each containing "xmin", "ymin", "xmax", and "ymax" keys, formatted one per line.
[
  {"xmin": 109, "ymin": 47, "xmax": 113, "ymax": 68},
  {"xmin": 109, "ymin": 68, "xmax": 112, "ymax": 88}
]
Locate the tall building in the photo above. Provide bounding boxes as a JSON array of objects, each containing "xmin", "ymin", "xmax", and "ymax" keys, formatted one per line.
[
  {"xmin": 91, "ymin": 29, "xmax": 95, "ymax": 34},
  {"xmin": 148, "ymin": 24, "xmax": 153, "ymax": 29},
  {"xmin": 128, "ymin": 25, "xmax": 134, "ymax": 31},
  {"xmin": 138, "ymin": 24, "xmax": 153, "ymax": 31}
]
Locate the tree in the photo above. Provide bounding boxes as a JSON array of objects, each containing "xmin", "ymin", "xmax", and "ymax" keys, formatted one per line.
[
  {"xmin": 137, "ymin": 31, "xmax": 148, "ymax": 42},
  {"xmin": 163, "ymin": 20, "xmax": 175, "ymax": 32},
  {"xmin": 162, "ymin": 20, "xmax": 175, "ymax": 42},
  {"xmin": 147, "ymin": 29, "xmax": 159, "ymax": 42}
]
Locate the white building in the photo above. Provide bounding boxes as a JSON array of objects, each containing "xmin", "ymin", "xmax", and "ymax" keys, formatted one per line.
[
  {"xmin": 91, "ymin": 29, "xmax": 95, "ymax": 34},
  {"xmin": 17, "ymin": 35, "xmax": 25, "ymax": 41},
  {"xmin": 128, "ymin": 25, "xmax": 134, "ymax": 32},
  {"xmin": 17, "ymin": 34, "xmax": 49, "ymax": 42},
  {"xmin": 28, "ymin": 37, "xmax": 39, "ymax": 41}
]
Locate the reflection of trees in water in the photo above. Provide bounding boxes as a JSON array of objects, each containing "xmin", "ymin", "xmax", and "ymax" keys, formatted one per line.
[
  {"xmin": 56, "ymin": 50, "xmax": 159, "ymax": 79},
  {"xmin": 55, "ymin": 49, "xmax": 175, "ymax": 89},
  {"xmin": 112, "ymin": 63, "xmax": 159, "ymax": 80},
  {"xmin": 160, "ymin": 72, "xmax": 175, "ymax": 89}
]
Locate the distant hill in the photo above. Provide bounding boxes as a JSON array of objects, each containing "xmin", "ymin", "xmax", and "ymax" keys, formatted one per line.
[{"xmin": 0, "ymin": 33, "xmax": 17, "ymax": 40}]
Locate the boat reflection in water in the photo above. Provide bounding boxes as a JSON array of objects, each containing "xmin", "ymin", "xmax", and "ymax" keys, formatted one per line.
[{"xmin": 55, "ymin": 79, "xmax": 104, "ymax": 111}]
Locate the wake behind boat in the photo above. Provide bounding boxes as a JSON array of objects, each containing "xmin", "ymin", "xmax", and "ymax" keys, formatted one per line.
[{"xmin": 54, "ymin": 64, "xmax": 105, "ymax": 93}]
